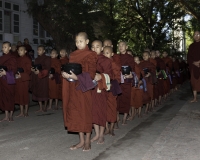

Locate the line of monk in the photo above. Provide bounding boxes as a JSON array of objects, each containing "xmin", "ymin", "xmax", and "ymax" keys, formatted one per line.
[{"xmin": 0, "ymin": 31, "xmax": 191, "ymax": 152}]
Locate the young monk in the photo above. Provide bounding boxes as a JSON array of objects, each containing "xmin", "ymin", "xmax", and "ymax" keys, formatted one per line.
[
  {"xmin": 62, "ymin": 32, "xmax": 97, "ymax": 151},
  {"xmin": 15, "ymin": 45, "xmax": 32, "ymax": 117},
  {"xmin": 10, "ymin": 44, "xmax": 19, "ymax": 57},
  {"xmin": 48, "ymin": 49, "xmax": 61, "ymax": 110},
  {"xmin": 129, "ymin": 56, "xmax": 144, "ymax": 118},
  {"xmin": 103, "ymin": 39, "xmax": 121, "ymax": 66},
  {"xmin": 117, "ymin": 41, "xmax": 135, "ymax": 125},
  {"xmin": 155, "ymin": 50, "xmax": 167, "ymax": 104},
  {"xmin": 58, "ymin": 49, "xmax": 69, "ymax": 103},
  {"xmin": 30, "ymin": 45, "xmax": 51, "ymax": 112},
  {"xmin": 90, "ymin": 40, "xmax": 112, "ymax": 144},
  {"xmin": 162, "ymin": 51, "xmax": 173, "ymax": 96},
  {"xmin": 139, "ymin": 51, "xmax": 156, "ymax": 114},
  {"xmin": 0, "ymin": 41, "xmax": 17, "ymax": 122},
  {"xmin": 103, "ymin": 46, "xmax": 121, "ymax": 136}
]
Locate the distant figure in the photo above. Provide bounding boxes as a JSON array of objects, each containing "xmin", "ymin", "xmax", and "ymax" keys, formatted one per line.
[
  {"xmin": 10, "ymin": 44, "xmax": 19, "ymax": 57},
  {"xmin": 187, "ymin": 31, "xmax": 200, "ymax": 103},
  {"xmin": 17, "ymin": 41, "xmax": 22, "ymax": 50},
  {"xmin": 23, "ymin": 38, "xmax": 34, "ymax": 60}
]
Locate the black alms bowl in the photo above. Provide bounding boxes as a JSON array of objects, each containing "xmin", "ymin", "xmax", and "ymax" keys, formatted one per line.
[
  {"xmin": 62, "ymin": 63, "xmax": 82, "ymax": 75},
  {"xmin": 121, "ymin": 66, "xmax": 132, "ymax": 75}
]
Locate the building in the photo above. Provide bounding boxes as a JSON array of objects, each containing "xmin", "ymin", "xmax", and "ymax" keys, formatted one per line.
[{"xmin": 1, "ymin": 0, "xmax": 52, "ymax": 57}]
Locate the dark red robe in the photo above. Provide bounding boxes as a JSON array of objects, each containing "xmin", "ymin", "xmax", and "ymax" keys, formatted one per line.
[
  {"xmin": 49, "ymin": 58, "xmax": 61, "ymax": 99},
  {"xmin": 92, "ymin": 54, "xmax": 112, "ymax": 127},
  {"xmin": 58, "ymin": 57, "xmax": 69, "ymax": 100},
  {"xmin": 62, "ymin": 46, "xmax": 97, "ymax": 133},
  {"xmin": 30, "ymin": 54, "xmax": 51, "ymax": 101},
  {"xmin": 15, "ymin": 56, "xmax": 32, "ymax": 105},
  {"xmin": 0, "ymin": 53, "xmax": 17, "ymax": 111},
  {"xmin": 117, "ymin": 53, "xmax": 135, "ymax": 113}
]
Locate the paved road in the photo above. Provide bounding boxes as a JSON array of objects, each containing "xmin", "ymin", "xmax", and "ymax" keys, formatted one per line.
[{"xmin": 0, "ymin": 82, "xmax": 198, "ymax": 160}]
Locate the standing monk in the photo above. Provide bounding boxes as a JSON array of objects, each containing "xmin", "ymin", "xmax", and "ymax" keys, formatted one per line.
[
  {"xmin": 62, "ymin": 32, "xmax": 97, "ymax": 151},
  {"xmin": 0, "ymin": 42, "xmax": 17, "ymax": 121},
  {"xmin": 15, "ymin": 46, "xmax": 32, "ymax": 117},
  {"xmin": 30, "ymin": 45, "xmax": 51, "ymax": 112},
  {"xmin": 187, "ymin": 31, "xmax": 200, "ymax": 102},
  {"xmin": 117, "ymin": 41, "xmax": 135, "ymax": 125}
]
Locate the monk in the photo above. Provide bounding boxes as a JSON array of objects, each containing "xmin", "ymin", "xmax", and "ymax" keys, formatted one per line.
[
  {"xmin": 129, "ymin": 56, "xmax": 144, "ymax": 118},
  {"xmin": 155, "ymin": 50, "xmax": 167, "ymax": 104},
  {"xmin": 90, "ymin": 40, "xmax": 112, "ymax": 144},
  {"xmin": 0, "ymin": 41, "xmax": 17, "ymax": 122},
  {"xmin": 16, "ymin": 41, "xmax": 22, "ymax": 50},
  {"xmin": 48, "ymin": 49, "xmax": 61, "ymax": 110},
  {"xmin": 10, "ymin": 44, "xmax": 19, "ymax": 57},
  {"xmin": 172, "ymin": 56, "xmax": 179, "ymax": 91},
  {"xmin": 117, "ymin": 41, "xmax": 135, "ymax": 125},
  {"xmin": 58, "ymin": 49, "xmax": 69, "ymax": 103},
  {"xmin": 30, "ymin": 45, "xmax": 51, "ymax": 112},
  {"xmin": 149, "ymin": 50, "xmax": 158, "ymax": 110},
  {"xmin": 103, "ymin": 46, "xmax": 121, "ymax": 136},
  {"xmin": 139, "ymin": 51, "xmax": 156, "ymax": 114},
  {"xmin": 103, "ymin": 39, "xmax": 121, "ymax": 66},
  {"xmin": 62, "ymin": 32, "xmax": 97, "ymax": 151},
  {"xmin": 162, "ymin": 51, "xmax": 173, "ymax": 95},
  {"xmin": 15, "ymin": 45, "xmax": 32, "ymax": 117},
  {"xmin": 187, "ymin": 31, "xmax": 200, "ymax": 102}
]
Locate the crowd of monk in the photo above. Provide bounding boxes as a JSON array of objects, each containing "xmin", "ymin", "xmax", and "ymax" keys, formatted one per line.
[{"xmin": 0, "ymin": 31, "xmax": 193, "ymax": 152}]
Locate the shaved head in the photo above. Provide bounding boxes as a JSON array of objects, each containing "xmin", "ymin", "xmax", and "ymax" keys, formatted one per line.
[
  {"xmin": 103, "ymin": 39, "xmax": 113, "ymax": 47},
  {"xmin": 92, "ymin": 40, "xmax": 103, "ymax": 47},
  {"xmin": 76, "ymin": 32, "xmax": 88, "ymax": 40},
  {"xmin": 103, "ymin": 46, "xmax": 113, "ymax": 53}
]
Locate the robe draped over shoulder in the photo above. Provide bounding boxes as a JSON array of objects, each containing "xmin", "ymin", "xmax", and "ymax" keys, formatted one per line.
[
  {"xmin": 0, "ymin": 53, "xmax": 17, "ymax": 111},
  {"xmin": 15, "ymin": 56, "xmax": 31, "ymax": 105},
  {"xmin": 62, "ymin": 46, "xmax": 97, "ymax": 133}
]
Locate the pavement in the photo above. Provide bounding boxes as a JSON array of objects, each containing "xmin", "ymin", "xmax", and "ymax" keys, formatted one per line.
[{"xmin": 0, "ymin": 82, "xmax": 199, "ymax": 160}]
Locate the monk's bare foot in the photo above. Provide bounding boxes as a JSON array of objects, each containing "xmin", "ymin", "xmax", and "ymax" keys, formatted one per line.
[
  {"xmin": 138, "ymin": 114, "xmax": 142, "ymax": 118},
  {"xmin": 43, "ymin": 108, "xmax": 47, "ymax": 112},
  {"xmin": 35, "ymin": 109, "xmax": 43, "ymax": 113},
  {"xmin": 97, "ymin": 137, "xmax": 104, "ymax": 144},
  {"xmin": 24, "ymin": 113, "xmax": 29, "ymax": 117},
  {"xmin": 122, "ymin": 120, "xmax": 127, "ymax": 125},
  {"xmin": 15, "ymin": 113, "xmax": 24, "ymax": 118},
  {"xmin": 110, "ymin": 131, "xmax": 115, "ymax": 136},
  {"xmin": 127, "ymin": 116, "xmax": 134, "ymax": 121},
  {"xmin": 70, "ymin": 143, "xmax": 84, "ymax": 150},
  {"xmin": 104, "ymin": 129, "xmax": 110, "ymax": 135},
  {"xmin": 91, "ymin": 136, "xmax": 99, "ymax": 142},
  {"xmin": 114, "ymin": 123, "xmax": 119, "ymax": 130},
  {"xmin": 9, "ymin": 117, "xmax": 14, "ymax": 122},
  {"xmin": 47, "ymin": 107, "xmax": 52, "ymax": 110},
  {"xmin": 82, "ymin": 143, "xmax": 91, "ymax": 151},
  {"xmin": 0, "ymin": 118, "xmax": 9, "ymax": 122},
  {"xmin": 190, "ymin": 99, "xmax": 197, "ymax": 103}
]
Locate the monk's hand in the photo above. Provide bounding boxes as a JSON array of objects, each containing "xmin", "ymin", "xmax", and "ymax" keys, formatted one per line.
[
  {"xmin": 34, "ymin": 69, "xmax": 39, "ymax": 75},
  {"xmin": 62, "ymin": 72, "xmax": 69, "ymax": 79},
  {"xmin": 193, "ymin": 61, "xmax": 200, "ymax": 67},
  {"xmin": 94, "ymin": 73, "xmax": 102, "ymax": 81},
  {"xmin": 124, "ymin": 72, "xmax": 133, "ymax": 79},
  {"xmin": 0, "ymin": 69, "xmax": 6, "ymax": 76},
  {"xmin": 145, "ymin": 72, "xmax": 151, "ymax": 77},
  {"xmin": 69, "ymin": 71, "xmax": 78, "ymax": 80},
  {"xmin": 31, "ymin": 67, "xmax": 35, "ymax": 72},
  {"xmin": 49, "ymin": 74, "xmax": 53, "ymax": 79},
  {"xmin": 15, "ymin": 73, "xmax": 21, "ymax": 79},
  {"xmin": 138, "ymin": 80, "xmax": 143, "ymax": 85}
]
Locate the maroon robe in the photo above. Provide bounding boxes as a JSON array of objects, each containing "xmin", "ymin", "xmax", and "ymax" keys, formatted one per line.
[
  {"xmin": 139, "ymin": 60, "xmax": 156, "ymax": 100},
  {"xmin": 0, "ymin": 53, "xmax": 17, "ymax": 111},
  {"xmin": 30, "ymin": 54, "xmax": 51, "ymax": 101},
  {"xmin": 58, "ymin": 57, "xmax": 69, "ymax": 100},
  {"xmin": 62, "ymin": 46, "xmax": 97, "ymax": 133},
  {"xmin": 92, "ymin": 54, "xmax": 112, "ymax": 127},
  {"xmin": 15, "ymin": 56, "xmax": 32, "ymax": 105},
  {"xmin": 49, "ymin": 58, "xmax": 61, "ymax": 99},
  {"xmin": 117, "ymin": 53, "xmax": 135, "ymax": 113}
]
